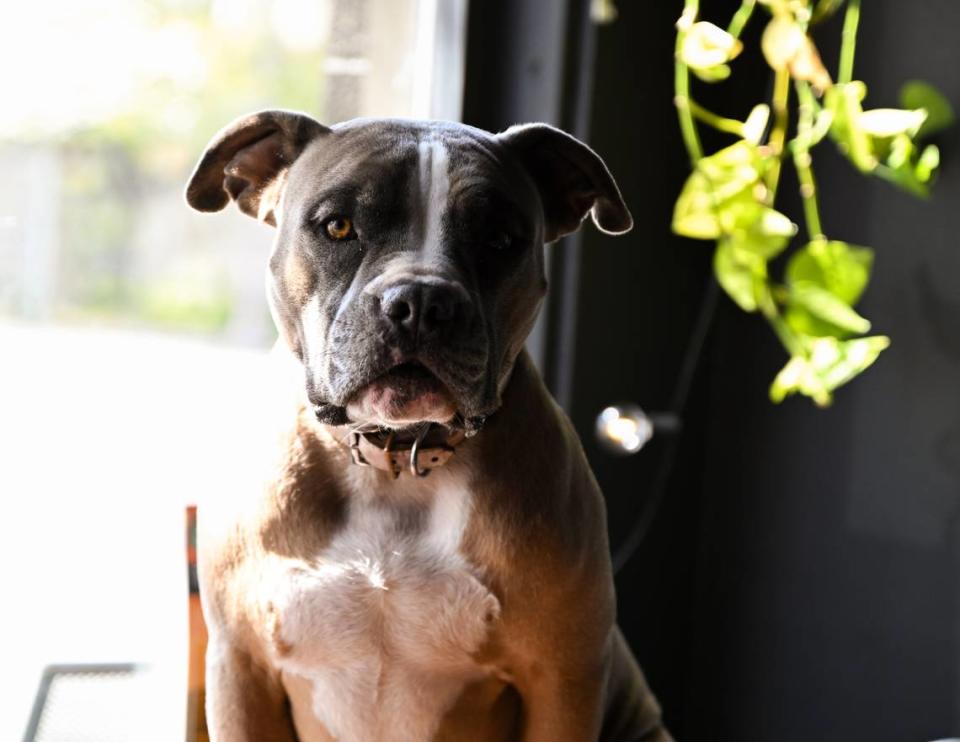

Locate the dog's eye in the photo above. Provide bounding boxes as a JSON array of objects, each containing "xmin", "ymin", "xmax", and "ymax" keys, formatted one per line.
[
  {"xmin": 488, "ymin": 231, "xmax": 514, "ymax": 251},
  {"xmin": 324, "ymin": 216, "xmax": 356, "ymax": 241}
]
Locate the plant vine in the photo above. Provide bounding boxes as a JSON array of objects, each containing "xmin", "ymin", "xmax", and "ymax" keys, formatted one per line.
[{"xmin": 672, "ymin": 0, "xmax": 953, "ymax": 405}]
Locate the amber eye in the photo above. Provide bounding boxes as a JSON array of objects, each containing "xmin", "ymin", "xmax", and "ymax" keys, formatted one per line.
[{"xmin": 324, "ymin": 216, "xmax": 355, "ymax": 241}]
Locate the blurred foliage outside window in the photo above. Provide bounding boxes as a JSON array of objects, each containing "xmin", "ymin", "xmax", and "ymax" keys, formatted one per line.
[
  {"xmin": 0, "ymin": 0, "xmax": 442, "ymax": 346},
  {"xmin": 0, "ymin": 7, "xmax": 463, "ymax": 735}
]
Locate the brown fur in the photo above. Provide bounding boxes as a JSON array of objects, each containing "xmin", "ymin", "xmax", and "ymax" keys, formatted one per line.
[
  {"xmin": 198, "ymin": 351, "xmax": 669, "ymax": 741},
  {"xmin": 187, "ymin": 110, "xmax": 668, "ymax": 742}
]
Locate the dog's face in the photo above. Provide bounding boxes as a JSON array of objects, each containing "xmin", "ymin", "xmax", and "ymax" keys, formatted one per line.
[{"xmin": 186, "ymin": 111, "xmax": 630, "ymax": 429}]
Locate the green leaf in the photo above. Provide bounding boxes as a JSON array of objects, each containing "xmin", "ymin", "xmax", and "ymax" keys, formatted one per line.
[
  {"xmin": 887, "ymin": 132, "xmax": 913, "ymax": 169},
  {"xmin": 673, "ymin": 171, "xmax": 722, "ymax": 239},
  {"xmin": 789, "ymin": 283, "xmax": 871, "ymax": 334},
  {"xmin": 859, "ymin": 108, "xmax": 927, "ymax": 139},
  {"xmin": 900, "ymin": 80, "xmax": 956, "ymax": 139},
  {"xmin": 672, "ymin": 141, "xmax": 769, "ymax": 240},
  {"xmin": 873, "ymin": 134, "xmax": 935, "ymax": 197},
  {"xmin": 769, "ymin": 335, "xmax": 890, "ymax": 405},
  {"xmin": 742, "ymin": 104, "xmax": 771, "ymax": 145},
  {"xmin": 770, "ymin": 355, "xmax": 821, "ymax": 404},
  {"xmin": 874, "ymin": 163, "xmax": 929, "ymax": 198},
  {"xmin": 826, "ymin": 82, "xmax": 877, "ymax": 172},
  {"xmin": 681, "ymin": 21, "xmax": 743, "ymax": 72},
  {"xmin": 714, "ymin": 238, "xmax": 767, "ymax": 312},
  {"xmin": 785, "ymin": 240, "xmax": 874, "ymax": 338},
  {"xmin": 719, "ymin": 200, "xmax": 796, "ymax": 259},
  {"xmin": 697, "ymin": 140, "xmax": 766, "ymax": 197},
  {"xmin": 785, "ymin": 240, "xmax": 873, "ymax": 305},
  {"xmin": 784, "ymin": 306, "xmax": 838, "ymax": 339},
  {"xmin": 811, "ymin": 0, "xmax": 846, "ymax": 25},
  {"xmin": 916, "ymin": 143, "xmax": 940, "ymax": 182},
  {"xmin": 720, "ymin": 201, "xmax": 796, "ymax": 238},
  {"xmin": 691, "ymin": 64, "xmax": 732, "ymax": 83},
  {"xmin": 816, "ymin": 336, "xmax": 890, "ymax": 390},
  {"xmin": 826, "ymin": 82, "xmax": 943, "ymax": 196}
]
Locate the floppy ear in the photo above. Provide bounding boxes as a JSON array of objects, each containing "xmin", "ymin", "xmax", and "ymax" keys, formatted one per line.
[
  {"xmin": 185, "ymin": 109, "xmax": 329, "ymax": 226},
  {"xmin": 497, "ymin": 123, "xmax": 632, "ymax": 243}
]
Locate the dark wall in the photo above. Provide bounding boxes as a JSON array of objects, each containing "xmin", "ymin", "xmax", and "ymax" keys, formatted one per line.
[
  {"xmin": 571, "ymin": 2, "xmax": 960, "ymax": 741},
  {"xmin": 463, "ymin": 1, "xmax": 960, "ymax": 739}
]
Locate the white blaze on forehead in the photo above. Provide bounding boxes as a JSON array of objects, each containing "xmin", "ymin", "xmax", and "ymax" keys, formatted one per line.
[{"xmin": 417, "ymin": 138, "xmax": 450, "ymax": 254}]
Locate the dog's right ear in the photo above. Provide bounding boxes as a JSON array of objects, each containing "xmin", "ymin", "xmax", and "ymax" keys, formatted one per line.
[{"xmin": 185, "ymin": 110, "xmax": 329, "ymax": 226}]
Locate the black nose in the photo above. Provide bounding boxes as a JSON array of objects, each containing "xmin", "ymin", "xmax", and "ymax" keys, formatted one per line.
[{"xmin": 380, "ymin": 281, "xmax": 467, "ymax": 340}]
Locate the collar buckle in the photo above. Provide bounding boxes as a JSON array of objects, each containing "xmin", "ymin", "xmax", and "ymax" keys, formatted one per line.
[{"xmin": 347, "ymin": 424, "xmax": 464, "ymax": 478}]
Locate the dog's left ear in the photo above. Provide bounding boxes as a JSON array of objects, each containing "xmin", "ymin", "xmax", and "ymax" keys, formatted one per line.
[
  {"xmin": 497, "ymin": 124, "xmax": 632, "ymax": 243},
  {"xmin": 185, "ymin": 109, "xmax": 329, "ymax": 226}
]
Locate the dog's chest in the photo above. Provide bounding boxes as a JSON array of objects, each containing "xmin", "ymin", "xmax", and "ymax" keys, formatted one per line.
[{"xmin": 268, "ymin": 483, "xmax": 499, "ymax": 742}]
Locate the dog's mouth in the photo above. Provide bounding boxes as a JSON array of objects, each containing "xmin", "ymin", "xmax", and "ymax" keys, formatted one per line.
[
  {"xmin": 345, "ymin": 360, "xmax": 458, "ymax": 426},
  {"xmin": 383, "ymin": 361, "xmax": 437, "ymax": 384}
]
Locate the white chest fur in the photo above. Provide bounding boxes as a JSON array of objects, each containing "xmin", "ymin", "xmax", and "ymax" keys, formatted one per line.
[{"xmin": 268, "ymin": 480, "xmax": 499, "ymax": 742}]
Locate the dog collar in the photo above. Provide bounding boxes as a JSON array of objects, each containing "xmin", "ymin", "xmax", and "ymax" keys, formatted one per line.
[{"xmin": 348, "ymin": 424, "xmax": 467, "ymax": 479}]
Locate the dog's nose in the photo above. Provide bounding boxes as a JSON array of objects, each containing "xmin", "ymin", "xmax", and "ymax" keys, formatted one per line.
[{"xmin": 380, "ymin": 282, "xmax": 467, "ymax": 340}]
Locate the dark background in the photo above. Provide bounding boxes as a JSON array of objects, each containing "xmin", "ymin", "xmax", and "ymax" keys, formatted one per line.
[{"xmin": 464, "ymin": 2, "xmax": 960, "ymax": 740}]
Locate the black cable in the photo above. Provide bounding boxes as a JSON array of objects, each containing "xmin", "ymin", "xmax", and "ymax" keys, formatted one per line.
[{"xmin": 612, "ymin": 279, "xmax": 720, "ymax": 574}]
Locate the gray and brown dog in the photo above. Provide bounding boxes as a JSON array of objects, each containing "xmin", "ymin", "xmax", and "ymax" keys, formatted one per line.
[{"xmin": 185, "ymin": 110, "xmax": 671, "ymax": 742}]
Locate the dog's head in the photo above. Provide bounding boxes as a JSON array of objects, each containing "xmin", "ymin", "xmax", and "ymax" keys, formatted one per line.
[{"xmin": 186, "ymin": 111, "xmax": 630, "ymax": 429}]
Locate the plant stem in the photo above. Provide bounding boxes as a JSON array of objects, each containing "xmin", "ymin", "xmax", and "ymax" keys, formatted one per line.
[
  {"xmin": 674, "ymin": 0, "xmax": 703, "ymax": 164},
  {"xmin": 837, "ymin": 0, "xmax": 861, "ymax": 85},
  {"xmin": 688, "ymin": 100, "xmax": 745, "ymax": 136},
  {"xmin": 726, "ymin": 0, "xmax": 756, "ymax": 39},
  {"xmin": 770, "ymin": 314, "xmax": 803, "ymax": 357},
  {"xmin": 758, "ymin": 286, "xmax": 803, "ymax": 357},
  {"xmin": 793, "ymin": 81, "xmax": 824, "ymax": 240},
  {"xmin": 764, "ymin": 69, "xmax": 791, "ymax": 201}
]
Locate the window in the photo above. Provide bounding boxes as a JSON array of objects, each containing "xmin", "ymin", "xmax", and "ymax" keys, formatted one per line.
[{"xmin": 0, "ymin": 1, "xmax": 466, "ymax": 737}]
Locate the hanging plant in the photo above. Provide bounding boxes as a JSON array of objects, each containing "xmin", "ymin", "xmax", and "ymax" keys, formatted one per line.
[{"xmin": 672, "ymin": 0, "xmax": 954, "ymax": 405}]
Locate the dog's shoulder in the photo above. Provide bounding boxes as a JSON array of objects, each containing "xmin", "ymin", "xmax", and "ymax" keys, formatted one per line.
[
  {"xmin": 455, "ymin": 354, "xmax": 616, "ymax": 665},
  {"xmin": 197, "ymin": 403, "xmax": 348, "ymax": 642}
]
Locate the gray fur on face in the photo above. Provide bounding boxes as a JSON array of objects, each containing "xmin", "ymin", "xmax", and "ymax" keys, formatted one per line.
[{"xmin": 185, "ymin": 112, "xmax": 631, "ymax": 428}]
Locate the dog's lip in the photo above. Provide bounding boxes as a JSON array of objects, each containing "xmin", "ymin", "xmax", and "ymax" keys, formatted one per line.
[
  {"xmin": 322, "ymin": 354, "xmax": 499, "ymax": 427},
  {"xmin": 342, "ymin": 357, "xmax": 459, "ymax": 426}
]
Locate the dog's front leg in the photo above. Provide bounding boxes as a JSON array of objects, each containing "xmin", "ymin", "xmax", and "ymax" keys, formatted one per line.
[
  {"xmin": 205, "ymin": 638, "xmax": 298, "ymax": 742},
  {"xmin": 518, "ymin": 670, "xmax": 606, "ymax": 742},
  {"xmin": 507, "ymin": 615, "xmax": 610, "ymax": 741}
]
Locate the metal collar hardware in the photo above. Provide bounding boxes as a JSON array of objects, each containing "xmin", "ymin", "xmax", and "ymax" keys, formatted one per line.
[{"xmin": 348, "ymin": 424, "xmax": 466, "ymax": 479}]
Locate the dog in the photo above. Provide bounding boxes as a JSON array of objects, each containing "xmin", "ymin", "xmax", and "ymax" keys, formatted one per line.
[{"xmin": 185, "ymin": 110, "xmax": 671, "ymax": 741}]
